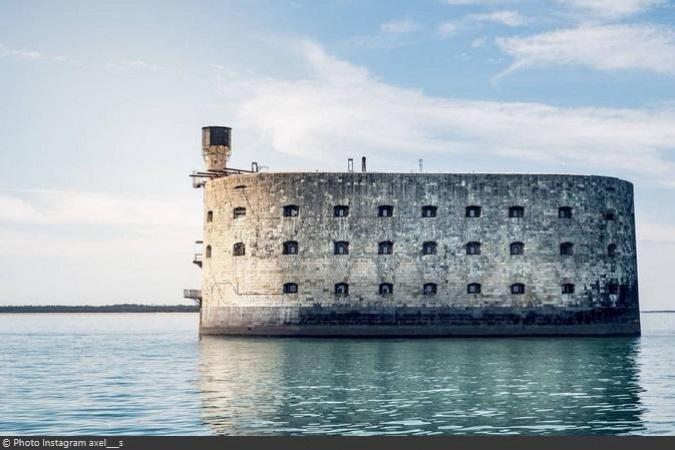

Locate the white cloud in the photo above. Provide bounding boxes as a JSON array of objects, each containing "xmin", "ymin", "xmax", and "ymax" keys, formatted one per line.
[
  {"xmin": 105, "ymin": 60, "xmax": 170, "ymax": 72},
  {"xmin": 0, "ymin": 190, "xmax": 196, "ymax": 229},
  {"xmin": 346, "ymin": 20, "xmax": 424, "ymax": 49},
  {"xmin": 556, "ymin": 0, "xmax": 663, "ymax": 18},
  {"xmin": 0, "ymin": 43, "xmax": 67, "ymax": 62},
  {"xmin": 223, "ymin": 41, "xmax": 675, "ymax": 186},
  {"xmin": 442, "ymin": 0, "xmax": 508, "ymax": 4},
  {"xmin": 472, "ymin": 36, "xmax": 489, "ymax": 47},
  {"xmin": 437, "ymin": 21, "xmax": 460, "ymax": 38},
  {"xmin": 380, "ymin": 20, "xmax": 421, "ymax": 34},
  {"xmin": 637, "ymin": 220, "xmax": 675, "ymax": 244},
  {"xmin": 0, "ymin": 190, "xmax": 200, "ymax": 305},
  {"xmin": 469, "ymin": 10, "xmax": 527, "ymax": 26},
  {"xmin": 437, "ymin": 9, "xmax": 526, "ymax": 38},
  {"xmin": 496, "ymin": 24, "xmax": 675, "ymax": 77}
]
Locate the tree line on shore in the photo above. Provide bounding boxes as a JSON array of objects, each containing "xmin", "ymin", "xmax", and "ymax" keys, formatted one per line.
[{"xmin": 0, "ymin": 304, "xmax": 199, "ymax": 313}]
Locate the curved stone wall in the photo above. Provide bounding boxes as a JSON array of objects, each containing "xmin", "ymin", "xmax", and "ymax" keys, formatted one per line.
[{"xmin": 199, "ymin": 172, "xmax": 640, "ymax": 336}]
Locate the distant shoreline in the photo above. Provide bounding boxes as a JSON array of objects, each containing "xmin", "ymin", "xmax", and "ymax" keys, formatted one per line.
[{"xmin": 0, "ymin": 304, "xmax": 199, "ymax": 313}]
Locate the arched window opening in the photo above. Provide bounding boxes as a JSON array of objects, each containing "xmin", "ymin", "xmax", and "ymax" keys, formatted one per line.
[
  {"xmin": 379, "ymin": 283, "xmax": 393, "ymax": 296},
  {"xmin": 511, "ymin": 283, "xmax": 525, "ymax": 295},
  {"xmin": 423, "ymin": 283, "xmax": 437, "ymax": 295},
  {"xmin": 378, "ymin": 205, "xmax": 394, "ymax": 217},
  {"xmin": 378, "ymin": 241, "xmax": 393, "ymax": 255},
  {"xmin": 283, "ymin": 205, "xmax": 299, "ymax": 217},
  {"xmin": 510, "ymin": 241, "xmax": 524, "ymax": 255},
  {"xmin": 422, "ymin": 205, "xmax": 437, "ymax": 218},
  {"xmin": 608, "ymin": 243, "xmax": 617, "ymax": 257},
  {"xmin": 233, "ymin": 242, "xmax": 245, "ymax": 256},
  {"xmin": 233, "ymin": 207, "xmax": 246, "ymax": 219},
  {"xmin": 334, "ymin": 241, "xmax": 349, "ymax": 255},
  {"xmin": 467, "ymin": 283, "xmax": 482, "ymax": 294},
  {"xmin": 466, "ymin": 205, "xmax": 481, "ymax": 218},
  {"xmin": 604, "ymin": 209, "xmax": 616, "ymax": 221},
  {"xmin": 466, "ymin": 241, "xmax": 481, "ymax": 255},
  {"xmin": 560, "ymin": 242, "xmax": 574, "ymax": 256},
  {"xmin": 283, "ymin": 241, "xmax": 299, "ymax": 255},
  {"xmin": 283, "ymin": 283, "xmax": 298, "ymax": 294},
  {"xmin": 558, "ymin": 207, "xmax": 573, "ymax": 219},
  {"xmin": 562, "ymin": 283, "xmax": 575, "ymax": 294},
  {"xmin": 206, "ymin": 211, "xmax": 214, "ymax": 222},
  {"xmin": 422, "ymin": 241, "xmax": 437, "ymax": 255},
  {"xmin": 205, "ymin": 245, "xmax": 212, "ymax": 258},
  {"xmin": 335, "ymin": 283, "xmax": 349, "ymax": 296},
  {"xmin": 334, "ymin": 205, "xmax": 349, "ymax": 217},
  {"xmin": 509, "ymin": 206, "xmax": 525, "ymax": 218}
]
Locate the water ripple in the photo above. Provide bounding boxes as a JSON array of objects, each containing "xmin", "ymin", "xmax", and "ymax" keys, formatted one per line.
[{"xmin": 1, "ymin": 313, "xmax": 675, "ymax": 435}]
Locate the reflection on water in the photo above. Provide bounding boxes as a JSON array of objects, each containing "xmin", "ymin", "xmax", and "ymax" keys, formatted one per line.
[
  {"xmin": 199, "ymin": 337, "xmax": 646, "ymax": 435},
  {"xmin": 2, "ymin": 313, "xmax": 675, "ymax": 435}
]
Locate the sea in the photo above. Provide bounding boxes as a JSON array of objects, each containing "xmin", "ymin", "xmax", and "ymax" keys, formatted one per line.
[{"xmin": 1, "ymin": 312, "xmax": 675, "ymax": 435}]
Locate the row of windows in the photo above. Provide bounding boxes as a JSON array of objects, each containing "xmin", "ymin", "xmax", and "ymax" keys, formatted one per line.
[
  {"xmin": 205, "ymin": 242, "xmax": 619, "ymax": 257},
  {"xmin": 280, "ymin": 282, "xmax": 610, "ymax": 295},
  {"xmin": 207, "ymin": 205, "xmax": 619, "ymax": 221}
]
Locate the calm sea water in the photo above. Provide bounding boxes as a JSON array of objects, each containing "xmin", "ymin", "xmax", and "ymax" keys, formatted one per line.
[{"xmin": 1, "ymin": 313, "xmax": 675, "ymax": 435}]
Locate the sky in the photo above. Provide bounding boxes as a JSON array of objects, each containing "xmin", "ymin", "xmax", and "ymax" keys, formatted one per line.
[{"xmin": 1, "ymin": 0, "xmax": 674, "ymax": 308}]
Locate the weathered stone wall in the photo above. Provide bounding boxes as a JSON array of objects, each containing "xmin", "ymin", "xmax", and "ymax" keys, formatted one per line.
[{"xmin": 199, "ymin": 172, "xmax": 639, "ymax": 336}]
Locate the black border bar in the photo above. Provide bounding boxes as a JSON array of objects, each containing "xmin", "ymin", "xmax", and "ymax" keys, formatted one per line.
[{"xmin": 2, "ymin": 436, "xmax": 675, "ymax": 450}]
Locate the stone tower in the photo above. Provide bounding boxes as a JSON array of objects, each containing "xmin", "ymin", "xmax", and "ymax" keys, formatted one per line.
[{"xmin": 202, "ymin": 126, "xmax": 231, "ymax": 171}]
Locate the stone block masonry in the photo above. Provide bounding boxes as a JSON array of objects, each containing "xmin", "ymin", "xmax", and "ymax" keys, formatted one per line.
[{"xmin": 198, "ymin": 172, "xmax": 640, "ymax": 336}]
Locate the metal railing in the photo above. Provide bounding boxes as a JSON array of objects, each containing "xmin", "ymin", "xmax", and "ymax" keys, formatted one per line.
[
  {"xmin": 183, "ymin": 289, "xmax": 202, "ymax": 300},
  {"xmin": 193, "ymin": 253, "xmax": 203, "ymax": 267}
]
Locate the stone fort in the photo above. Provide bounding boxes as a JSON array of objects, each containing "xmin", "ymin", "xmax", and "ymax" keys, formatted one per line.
[{"xmin": 186, "ymin": 126, "xmax": 640, "ymax": 336}]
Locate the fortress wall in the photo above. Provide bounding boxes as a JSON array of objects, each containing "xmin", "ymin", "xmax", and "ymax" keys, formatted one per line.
[{"xmin": 199, "ymin": 172, "xmax": 639, "ymax": 335}]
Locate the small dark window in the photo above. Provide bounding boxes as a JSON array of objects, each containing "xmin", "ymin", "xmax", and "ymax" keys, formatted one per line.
[
  {"xmin": 562, "ymin": 283, "xmax": 575, "ymax": 294},
  {"xmin": 423, "ymin": 283, "xmax": 437, "ymax": 295},
  {"xmin": 608, "ymin": 243, "xmax": 617, "ymax": 257},
  {"xmin": 510, "ymin": 241, "xmax": 524, "ymax": 255},
  {"xmin": 378, "ymin": 241, "xmax": 393, "ymax": 255},
  {"xmin": 283, "ymin": 241, "xmax": 298, "ymax": 255},
  {"xmin": 509, "ymin": 206, "xmax": 524, "ymax": 218},
  {"xmin": 233, "ymin": 242, "xmax": 245, "ymax": 256},
  {"xmin": 283, "ymin": 283, "xmax": 298, "ymax": 294},
  {"xmin": 334, "ymin": 241, "xmax": 349, "ymax": 255},
  {"xmin": 422, "ymin": 205, "xmax": 437, "ymax": 218},
  {"xmin": 467, "ymin": 283, "xmax": 481, "ymax": 294},
  {"xmin": 206, "ymin": 211, "xmax": 214, "ymax": 222},
  {"xmin": 608, "ymin": 282, "xmax": 619, "ymax": 295},
  {"xmin": 379, "ymin": 283, "xmax": 393, "ymax": 296},
  {"xmin": 422, "ymin": 241, "xmax": 437, "ymax": 255},
  {"xmin": 511, "ymin": 283, "xmax": 525, "ymax": 295},
  {"xmin": 466, "ymin": 241, "xmax": 481, "ymax": 255},
  {"xmin": 466, "ymin": 206, "xmax": 481, "ymax": 218},
  {"xmin": 604, "ymin": 210, "xmax": 616, "ymax": 221},
  {"xmin": 233, "ymin": 207, "xmax": 246, "ymax": 219},
  {"xmin": 558, "ymin": 207, "xmax": 573, "ymax": 219},
  {"xmin": 334, "ymin": 205, "xmax": 349, "ymax": 217},
  {"xmin": 378, "ymin": 205, "xmax": 394, "ymax": 217},
  {"xmin": 283, "ymin": 205, "xmax": 299, "ymax": 217},
  {"xmin": 205, "ymin": 245, "xmax": 212, "ymax": 258},
  {"xmin": 560, "ymin": 242, "xmax": 574, "ymax": 256},
  {"xmin": 335, "ymin": 283, "xmax": 349, "ymax": 296}
]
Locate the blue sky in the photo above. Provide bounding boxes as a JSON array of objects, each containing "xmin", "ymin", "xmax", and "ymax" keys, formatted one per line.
[{"xmin": 1, "ymin": 0, "xmax": 675, "ymax": 308}]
